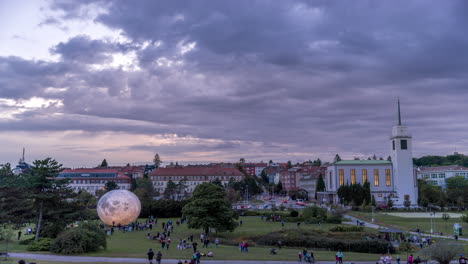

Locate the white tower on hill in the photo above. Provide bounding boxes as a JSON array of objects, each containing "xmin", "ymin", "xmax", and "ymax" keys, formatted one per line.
[{"xmin": 390, "ymin": 100, "xmax": 418, "ymax": 205}]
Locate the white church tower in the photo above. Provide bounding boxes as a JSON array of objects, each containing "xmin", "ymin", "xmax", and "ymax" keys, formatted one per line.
[{"xmin": 390, "ymin": 100, "xmax": 418, "ymax": 205}]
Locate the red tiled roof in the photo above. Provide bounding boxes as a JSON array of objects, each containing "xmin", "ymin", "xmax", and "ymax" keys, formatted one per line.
[
  {"xmin": 418, "ymin": 165, "xmax": 468, "ymax": 172},
  {"xmin": 149, "ymin": 166, "xmax": 244, "ymax": 177}
]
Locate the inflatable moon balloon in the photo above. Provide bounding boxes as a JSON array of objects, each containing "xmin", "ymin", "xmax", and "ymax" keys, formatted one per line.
[{"xmin": 97, "ymin": 189, "xmax": 141, "ymax": 226}]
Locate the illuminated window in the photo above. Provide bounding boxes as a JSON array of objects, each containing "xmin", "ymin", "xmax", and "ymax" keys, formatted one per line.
[
  {"xmin": 378, "ymin": 193, "xmax": 382, "ymax": 197},
  {"xmin": 374, "ymin": 169, "xmax": 379, "ymax": 186},
  {"xmin": 385, "ymin": 169, "xmax": 391, "ymax": 186},
  {"xmin": 339, "ymin": 169, "xmax": 344, "ymax": 186},
  {"xmin": 350, "ymin": 169, "xmax": 356, "ymax": 184},
  {"xmin": 362, "ymin": 169, "xmax": 367, "ymax": 183}
]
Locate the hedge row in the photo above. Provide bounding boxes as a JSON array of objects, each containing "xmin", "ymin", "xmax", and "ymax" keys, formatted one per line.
[{"xmin": 254, "ymin": 230, "xmax": 393, "ymax": 254}]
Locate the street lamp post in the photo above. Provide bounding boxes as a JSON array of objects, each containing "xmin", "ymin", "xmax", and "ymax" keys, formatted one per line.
[{"xmin": 372, "ymin": 206, "xmax": 375, "ymax": 223}]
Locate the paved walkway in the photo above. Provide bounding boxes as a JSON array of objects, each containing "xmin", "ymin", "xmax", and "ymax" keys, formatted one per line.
[{"xmin": 7, "ymin": 253, "xmax": 377, "ymax": 264}]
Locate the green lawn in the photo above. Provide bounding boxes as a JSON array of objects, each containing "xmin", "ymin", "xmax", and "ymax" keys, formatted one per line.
[
  {"xmin": 4, "ymin": 216, "xmax": 384, "ymax": 261},
  {"xmin": 348, "ymin": 211, "xmax": 468, "ymax": 236}
]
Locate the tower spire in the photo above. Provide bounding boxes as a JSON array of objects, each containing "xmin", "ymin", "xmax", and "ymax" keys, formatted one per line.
[{"xmin": 397, "ymin": 98, "xmax": 402, "ymax": 126}]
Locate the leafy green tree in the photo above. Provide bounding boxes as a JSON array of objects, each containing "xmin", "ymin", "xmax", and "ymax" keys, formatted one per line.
[
  {"xmin": 313, "ymin": 158, "xmax": 322, "ymax": 166},
  {"xmin": 211, "ymin": 178, "xmax": 223, "ymax": 188},
  {"xmin": 445, "ymin": 176, "xmax": 468, "ymax": 208},
  {"xmin": 363, "ymin": 181, "xmax": 371, "ymax": 205},
  {"xmin": 163, "ymin": 180, "xmax": 178, "ymax": 199},
  {"xmin": 182, "ymin": 183, "xmax": 238, "ymax": 235},
  {"xmin": 418, "ymin": 179, "xmax": 447, "ymax": 206},
  {"xmin": 0, "ymin": 224, "xmax": 14, "ymax": 259},
  {"xmin": 260, "ymin": 169, "xmax": 269, "ymax": 184},
  {"xmin": 153, "ymin": 154, "xmax": 162, "ymax": 168},
  {"xmin": 239, "ymin": 158, "xmax": 245, "ymax": 164},
  {"xmin": 104, "ymin": 180, "xmax": 118, "ymax": 191},
  {"xmin": 460, "ymin": 211, "xmax": 468, "ymax": 223},
  {"xmin": 100, "ymin": 159, "xmax": 108, "ymax": 167},
  {"xmin": 334, "ymin": 154, "xmax": 342, "ymax": 162},
  {"xmin": 75, "ymin": 190, "xmax": 97, "ymax": 209},
  {"xmin": 287, "ymin": 160, "xmax": 292, "ymax": 169},
  {"xmin": 274, "ymin": 180, "xmax": 283, "ymax": 194},
  {"xmin": 0, "ymin": 158, "xmax": 87, "ymax": 240},
  {"xmin": 316, "ymin": 175, "xmax": 326, "ymax": 192},
  {"xmin": 0, "ymin": 163, "xmax": 13, "ymax": 186}
]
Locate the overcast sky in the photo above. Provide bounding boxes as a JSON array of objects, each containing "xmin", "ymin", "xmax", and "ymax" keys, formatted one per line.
[{"xmin": 1, "ymin": 0, "xmax": 468, "ymax": 167}]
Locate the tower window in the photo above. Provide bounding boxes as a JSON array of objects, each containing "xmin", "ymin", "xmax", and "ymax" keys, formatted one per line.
[
  {"xmin": 401, "ymin": 140, "xmax": 407, "ymax": 149},
  {"xmin": 392, "ymin": 140, "xmax": 395, "ymax": 150}
]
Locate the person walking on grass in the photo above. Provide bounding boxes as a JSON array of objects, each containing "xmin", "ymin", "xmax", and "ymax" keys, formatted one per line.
[
  {"xmin": 215, "ymin": 238, "xmax": 219, "ymax": 248},
  {"xmin": 336, "ymin": 250, "xmax": 343, "ymax": 264},
  {"xmin": 156, "ymin": 251, "xmax": 162, "ymax": 264},
  {"xmin": 407, "ymin": 254, "xmax": 414, "ymax": 264},
  {"xmin": 147, "ymin": 248, "xmax": 155, "ymax": 264}
]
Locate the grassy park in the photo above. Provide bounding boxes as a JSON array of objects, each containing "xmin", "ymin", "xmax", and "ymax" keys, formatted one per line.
[
  {"xmin": 2, "ymin": 214, "xmax": 468, "ymax": 263},
  {"xmin": 4, "ymin": 216, "xmax": 385, "ymax": 262}
]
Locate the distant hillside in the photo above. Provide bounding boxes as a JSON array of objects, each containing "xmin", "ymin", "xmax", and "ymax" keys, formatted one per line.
[{"xmin": 413, "ymin": 153, "xmax": 468, "ymax": 167}]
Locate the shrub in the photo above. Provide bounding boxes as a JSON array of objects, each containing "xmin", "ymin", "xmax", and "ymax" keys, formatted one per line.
[
  {"xmin": 329, "ymin": 225, "xmax": 364, "ymax": 232},
  {"xmin": 19, "ymin": 237, "xmax": 35, "ymax": 245},
  {"xmin": 290, "ymin": 210, "xmax": 299, "ymax": 217},
  {"xmin": 421, "ymin": 242, "xmax": 464, "ymax": 264},
  {"xmin": 239, "ymin": 210, "xmax": 261, "ymax": 216},
  {"xmin": 254, "ymin": 229, "xmax": 392, "ymax": 254},
  {"xmin": 27, "ymin": 238, "xmax": 53, "ymax": 251},
  {"xmin": 50, "ymin": 223, "xmax": 106, "ymax": 254}
]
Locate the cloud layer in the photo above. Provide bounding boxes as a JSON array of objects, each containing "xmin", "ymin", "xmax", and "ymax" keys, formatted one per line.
[{"xmin": 1, "ymin": 0, "xmax": 468, "ymax": 166}]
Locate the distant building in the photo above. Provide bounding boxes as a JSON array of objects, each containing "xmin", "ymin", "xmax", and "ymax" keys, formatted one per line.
[
  {"xmin": 242, "ymin": 163, "xmax": 267, "ymax": 177},
  {"xmin": 417, "ymin": 165, "xmax": 468, "ymax": 187},
  {"xmin": 281, "ymin": 166, "xmax": 325, "ymax": 194},
  {"xmin": 320, "ymin": 101, "xmax": 418, "ymax": 206},
  {"xmin": 298, "ymin": 171, "xmax": 322, "ymax": 200},
  {"xmin": 149, "ymin": 165, "xmax": 245, "ymax": 194},
  {"xmin": 57, "ymin": 168, "xmax": 131, "ymax": 195}
]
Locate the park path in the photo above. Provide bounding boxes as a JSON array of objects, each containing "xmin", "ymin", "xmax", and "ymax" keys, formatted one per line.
[
  {"xmin": 343, "ymin": 214, "xmax": 468, "ymax": 242},
  {"xmin": 6, "ymin": 253, "xmax": 417, "ymax": 264}
]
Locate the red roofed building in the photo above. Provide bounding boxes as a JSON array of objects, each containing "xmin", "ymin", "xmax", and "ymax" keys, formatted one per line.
[
  {"xmin": 149, "ymin": 165, "xmax": 245, "ymax": 194},
  {"xmin": 281, "ymin": 166, "xmax": 326, "ymax": 193},
  {"xmin": 58, "ymin": 168, "xmax": 131, "ymax": 195}
]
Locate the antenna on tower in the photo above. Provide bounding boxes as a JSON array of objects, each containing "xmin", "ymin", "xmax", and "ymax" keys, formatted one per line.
[{"xmin": 397, "ymin": 98, "xmax": 402, "ymax": 126}]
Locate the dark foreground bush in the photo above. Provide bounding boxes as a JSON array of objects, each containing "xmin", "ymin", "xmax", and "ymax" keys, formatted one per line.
[
  {"xmin": 329, "ymin": 225, "xmax": 364, "ymax": 232},
  {"xmin": 255, "ymin": 229, "xmax": 393, "ymax": 254},
  {"xmin": 27, "ymin": 238, "xmax": 53, "ymax": 251},
  {"xmin": 50, "ymin": 223, "xmax": 106, "ymax": 254}
]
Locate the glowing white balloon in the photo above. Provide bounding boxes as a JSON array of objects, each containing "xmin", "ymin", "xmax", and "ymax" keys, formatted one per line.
[{"xmin": 97, "ymin": 190, "xmax": 141, "ymax": 226}]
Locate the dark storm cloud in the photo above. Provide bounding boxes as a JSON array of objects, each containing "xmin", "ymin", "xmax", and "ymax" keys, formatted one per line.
[
  {"xmin": 50, "ymin": 35, "xmax": 123, "ymax": 64},
  {"xmin": 2, "ymin": 0, "xmax": 468, "ymax": 163}
]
